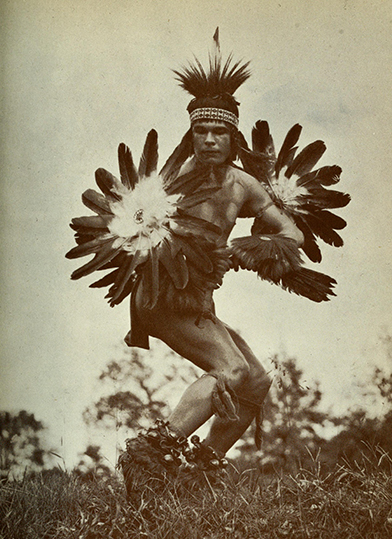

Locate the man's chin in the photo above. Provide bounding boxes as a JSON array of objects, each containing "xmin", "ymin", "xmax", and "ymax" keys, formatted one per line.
[{"xmin": 197, "ymin": 153, "xmax": 226, "ymax": 165}]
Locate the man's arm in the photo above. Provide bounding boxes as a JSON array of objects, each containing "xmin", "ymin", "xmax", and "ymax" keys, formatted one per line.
[{"xmin": 241, "ymin": 174, "xmax": 304, "ymax": 246}]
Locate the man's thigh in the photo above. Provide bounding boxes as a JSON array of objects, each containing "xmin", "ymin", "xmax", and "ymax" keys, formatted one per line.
[
  {"xmin": 139, "ymin": 306, "xmax": 248, "ymax": 374},
  {"xmin": 224, "ymin": 323, "xmax": 270, "ymax": 381}
]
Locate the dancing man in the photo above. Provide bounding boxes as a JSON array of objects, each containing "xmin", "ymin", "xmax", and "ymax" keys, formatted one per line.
[{"xmin": 67, "ymin": 31, "xmax": 349, "ymax": 494}]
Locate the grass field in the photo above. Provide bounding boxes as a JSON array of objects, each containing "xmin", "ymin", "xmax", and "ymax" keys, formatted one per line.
[{"xmin": 1, "ymin": 450, "xmax": 392, "ymax": 539}]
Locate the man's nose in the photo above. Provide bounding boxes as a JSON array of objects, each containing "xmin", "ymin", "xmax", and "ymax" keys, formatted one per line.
[{"xmin": 205, "ymin": 131, "xmax": 216, "ymax": 145}]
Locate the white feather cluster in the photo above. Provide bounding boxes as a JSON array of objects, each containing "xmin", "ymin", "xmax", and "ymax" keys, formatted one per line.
[
  {"xmin": 108, "ymin": 175, "xmax": 180, "ymax": 252},
  {"xmin": 271, "ymin": 175, "xmax": 308, "ymax": 210}
]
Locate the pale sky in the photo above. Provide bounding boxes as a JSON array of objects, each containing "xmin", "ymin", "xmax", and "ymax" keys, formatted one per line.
[{"xmin": 1, "ymin": 0, "xmax": 392, "ymax": 468}]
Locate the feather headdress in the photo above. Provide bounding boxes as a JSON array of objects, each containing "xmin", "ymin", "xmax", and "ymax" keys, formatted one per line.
[{"xmin": 174, "ymin": 28, "xmax": 251, "ymax": 128}]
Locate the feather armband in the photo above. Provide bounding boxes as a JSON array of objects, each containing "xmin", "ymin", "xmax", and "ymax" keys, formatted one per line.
[
  {"xmin": 230, "ymin": 235, "xmax": 302, "ymax": 281},
  {"xmin": 229, "ymin": 234, "xmax": 336, "ymax": 302}
]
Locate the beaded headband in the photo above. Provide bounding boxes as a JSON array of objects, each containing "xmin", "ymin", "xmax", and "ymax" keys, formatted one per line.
[{"xmin": 189, "ymin": 107, "xmax": 239, "ymax": 128}]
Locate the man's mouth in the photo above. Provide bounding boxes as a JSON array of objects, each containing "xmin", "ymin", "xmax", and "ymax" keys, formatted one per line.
[{"xmin": 202, "ymin": 150, "xmax": 219, "ymax": 156}]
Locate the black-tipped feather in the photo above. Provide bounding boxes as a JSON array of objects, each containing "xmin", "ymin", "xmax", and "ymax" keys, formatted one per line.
[
  {"xmin": 252, "ymin": 120, "xmax": 275, "ymax": 156},
  {"xmin": 118, "ymin": 143, "xmax": 138, "ymax": 189},
  {"xmin": 281, "ymin": 268, "xmax": 336, "ymax": 302},
  {"xmin": 243, "ymin": 120, "xmax": 276, "ymax": 184},
  {"xmin": 81, "ymin": 189, "xmax": 113, "ymax": 215},
  {"xmin": 165, "ymin": 169, "xmax": 206, "ymax": 196},
  {"xmin": 66, "ymin": 236, "xmax": 113, "ymax": 259},
  {"xmin": 302, "ymin": 213, "xmax": 344, "ymax": 247},
  {"xmin": 138, "ymin": 129, "xmax": 158, "ymax": 177},
  {"xmin": 172, "ymin": 235, "xmax": 214, "ymax": 273},
  {"xmin": 293, "ymin": 218, "xmax": 322, "ymax": 263},
  {"xmin": 297, "ymin": 165, "xmax": 342, "ymax": 187},
  {"xmin": 90, "ymin": 268, "xmax": 120, "ymax": 289},
  {"xmin": 172, "ymin": 215, "xmax": 221, "ymax": 244},
  {"xmin": 311, "ymin": 209, "xmax": 347, "ymax": 230},
  {"xmin": 109, "ymin": 277, "xmax": 136, "ymax": 307},
  {"xmin": 74, "ymin": 233, "xmax": 99, "ymax": 245},
  {"xmin": 99, "ymin": 252, "xmax": 127, "ymax": 271},
  {"xmin": 304, "ymin": 187, "xmax": 351, "ymax": 209},
  {"xmin": 148, "ymin": 247, "xmax": 160, "ymax": 309},
  {"xmin": 109, "ymin": 251, "xmax": 147, "ymax": 306},
  {"xmin": 176, "ymin": 187, "xmax": 221, "ymax": 211},
  {"xmin": 160, "ymin": 130, "xmax": 193, "ymax": 185},
  {"xmin": 157, "ymin": 238, "xmax": 189, "ymax": 290},
  {"xmin": 275, "ymin": 124, "xmax": 302, "ymax": 176},
  {"xmin": 285, "ymin": 140, "xmax": 326, "ymax": 178},
  {"xmin": 95, "ymin": 168, "xmax": 123, "ymax": 201},
  {"xmin": 71, "ymin": 215, "xmax": 109, "ymax": 230},
  {"xmin": 70, "ymin": 239, "xmax": 126, "ymax": 280}
]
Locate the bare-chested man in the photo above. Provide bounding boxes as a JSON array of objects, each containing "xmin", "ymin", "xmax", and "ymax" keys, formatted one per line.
[
  {"xmin": 68, "ymin": 36, "xmax": 346, "ymax": 492},
  {"xmin": 133, "ymin": 119, "xmax": 303, "ymax": 457}
]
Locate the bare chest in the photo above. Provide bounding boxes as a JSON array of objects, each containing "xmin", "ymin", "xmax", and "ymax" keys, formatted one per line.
[{"xmin": 187, "ymin": 177, "xmax": 246, "ymax": 240}]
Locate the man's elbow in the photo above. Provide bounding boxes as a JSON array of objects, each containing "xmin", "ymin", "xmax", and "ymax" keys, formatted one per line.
[
  {"xmin": 293, "ymin": 227, "xmax": 304, "ymax": 247},
  {"xmin": 284, "ymin": 223, "xmax": 304, "ymax": 247}
]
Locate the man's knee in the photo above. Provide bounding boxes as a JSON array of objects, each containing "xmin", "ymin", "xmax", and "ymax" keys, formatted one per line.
[
  {"xmin": 244, "ymin": 364, "xmax": 272, "ymax": 402},
  {"xmin": 211, "ymin": 356, "xmax": 250, "ymax": 389}
]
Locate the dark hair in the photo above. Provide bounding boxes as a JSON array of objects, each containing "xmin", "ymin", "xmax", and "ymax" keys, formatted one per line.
[{"xmin": 187, "ymin": 95, "xmax": 239, "ymax": 117}]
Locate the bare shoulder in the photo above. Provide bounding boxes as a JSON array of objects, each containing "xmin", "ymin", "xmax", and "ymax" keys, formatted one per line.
[
  {"xmin": 227, "ymin": 166, "xmax": 272, "ymax": 217},
  {"xmin": 227, "ymin": 166, "xmax": 269, "ymax": 198}
]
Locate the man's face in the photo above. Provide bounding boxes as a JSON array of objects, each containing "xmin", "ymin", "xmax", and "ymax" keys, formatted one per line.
[{"xmin": 192, "ymin": 120, "xmax": 232, "ymax": 165}]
